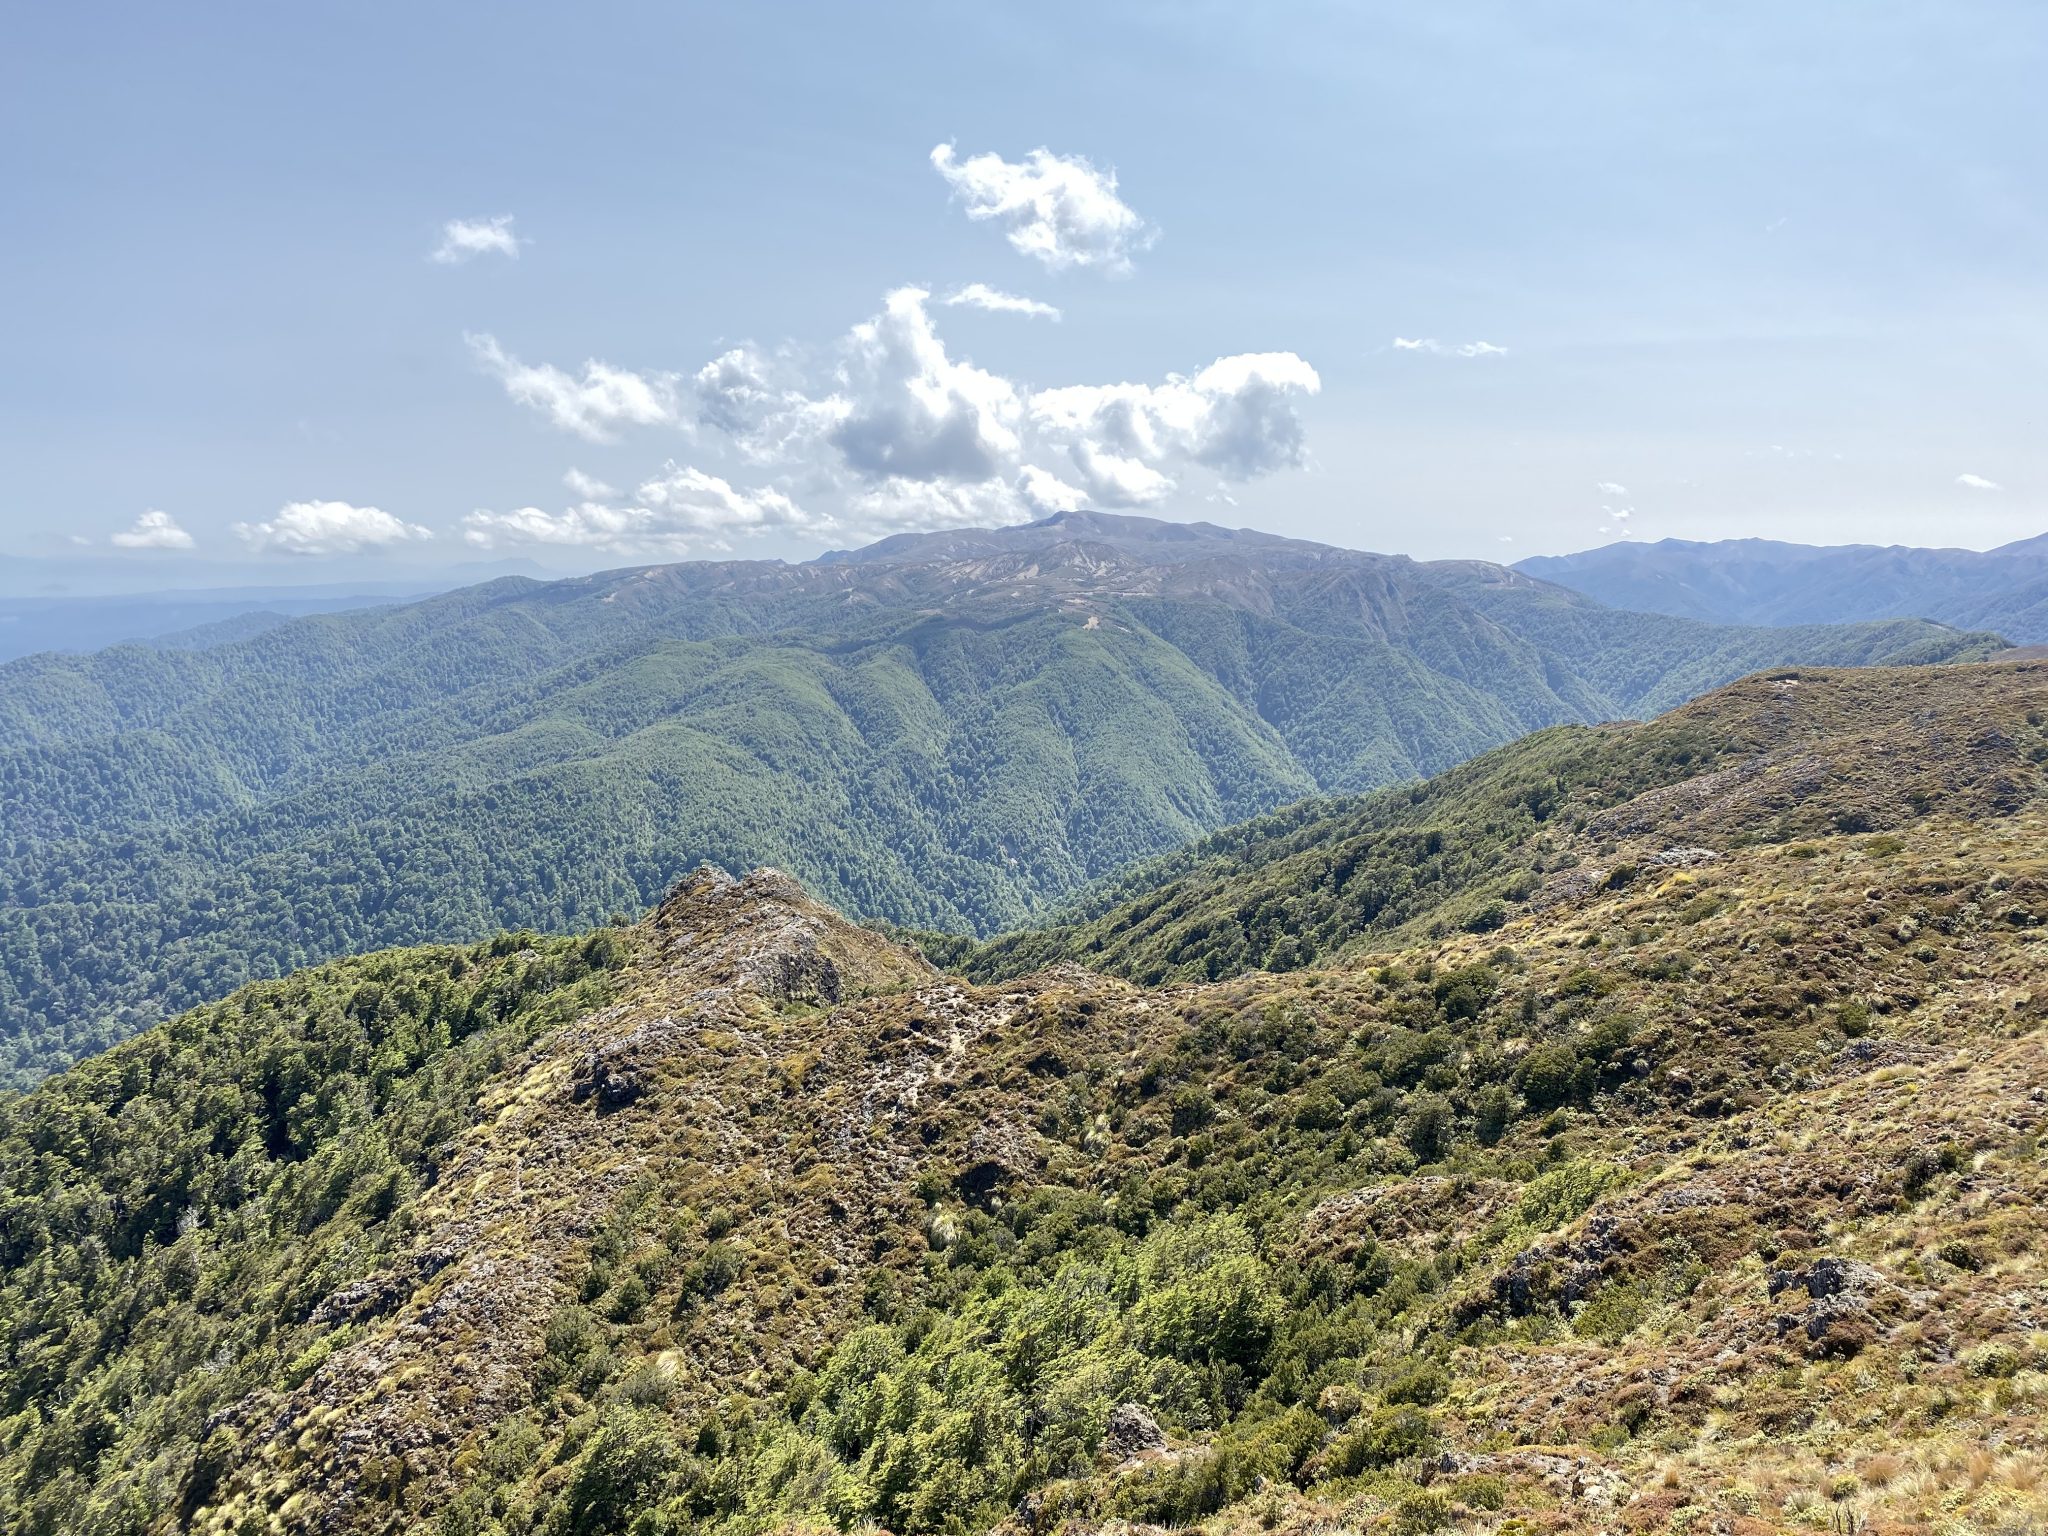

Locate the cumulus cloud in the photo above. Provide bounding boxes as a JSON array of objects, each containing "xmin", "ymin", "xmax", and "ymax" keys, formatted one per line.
[
  {"xmin": 942, "ymin": 283, "xmax": 1062, "ymax": 320},
  {"xmin": 464, "ymin": 465, "xmax": 829, "ymax": 557},
  {"xmin": 682, "ymin": 345, "xmax": 827, "ymax": 460},
  {"xmin": 826, "ymin": 287, "xmax": 1023, "ymax": 483},
  {"xmin": 479, "ymin": 281, "xmax": 1322, "ymax": 545},
  {"xmin": 693, "ymin": 346, "xmax": 778, "ymax": 436},
  {"xmin": 432, "ymin": 216, "xmax": 523, "ymax": 264},
  {"xmin": 1957, "ymin": 473, "xmax": 2003, "ymax": 491},
  {"xmin": 845, "ymin": 476, "xmax": 1040, "ymax": 535},
  {"xmin": 1391, "ymin": 337, "xmax": 1507, "ymax": 357},
  {"xmin": 111, "ymin": 509, "xmax": 195, "ymax": 550},
  {"xmin": 1030, "ymin": 352, "xmax": 1321, "ymax": 505},
  {"xmin": 468, "ymin": 333, "xmax": 681, "ymax": 443},
  {"xmin": 1596, "ymin": 481, "xmax": 1630, "ymax": 496},
  {"xmin": 931, "ymin": 144, "xmax": 1154, "ymax": 273},
  {"xmin": 1017, "ymin": 464, "xmax": 1089, "ymax": 516},
  {"xmin": 563, "ymin": 468, "xmax": 617, "ymax": 501},
  {"xmin": 235, "ymin": 501, "xmax": 432, "ymax": 556}
]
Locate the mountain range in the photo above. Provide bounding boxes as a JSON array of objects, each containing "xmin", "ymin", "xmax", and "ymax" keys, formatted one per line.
[
  {"xmin": 1519, "ymin": 533, "xmax": 2048, "ymax": 642},
  {"xmin": 5, "ymin": 657, "xmax": 2044, "ymax": 1536},
  {"xmin": 0, "ymin": 511, "xmax": 2003, "ymax": 1086}
]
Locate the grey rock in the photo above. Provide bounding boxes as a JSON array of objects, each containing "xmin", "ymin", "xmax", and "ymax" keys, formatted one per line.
[{"xmin": 1103, "ymin": 1402, "xmax": 1166, "ymax": 1461}]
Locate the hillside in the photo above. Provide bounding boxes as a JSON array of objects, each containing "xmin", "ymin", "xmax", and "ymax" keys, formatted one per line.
[
  {"xmin": 1518, "ymin": 534, "xmax": 2048, "ymax": 642},
  {"xmin": 0, "ymin": 588, "xmax": 412, "ymax": 663},
  {"xmin": 0, "ymin": 512, "xmax": 2003, "ymax": 1087},
  {"xmin": 965, "ymin": 659, "xmax": 2048, "ymax": 983},
  {"xmin": 5, "ymin": 660, "xmax": 2048, "ymax": 1536}
]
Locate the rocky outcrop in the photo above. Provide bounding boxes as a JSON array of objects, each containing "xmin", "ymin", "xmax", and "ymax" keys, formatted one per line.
[{"xmin": 1103, "ymin": 1403, "xmax": 1167, "ymax": 1464}]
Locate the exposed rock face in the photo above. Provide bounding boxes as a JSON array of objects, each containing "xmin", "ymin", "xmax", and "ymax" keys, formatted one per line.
[
  {"xmin": 1769, "ymin": 1256, "xmax": 1894, "ymax": 1358},
  {"xmin": 1103, "ymin": 1402, "xmax": 1167, "ymax": 1463},
  {"xmin": 650, "ymin": 864, "xmax": 934, "ymax": 1003},
  {"xmin": 569, "ymin": 1049, "xmax": 644, "ymax": 1109}
]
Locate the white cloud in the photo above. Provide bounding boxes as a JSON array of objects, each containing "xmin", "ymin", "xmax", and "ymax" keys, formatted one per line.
[
  {"xmin": 931, "ymin": 143, "xmax": 1154, "ymax": 273},
  {"xmin": 1030, "ymin": 352, "xmax": 1321, "ymax": 504},
  {"xmin": 826, "ymin": 287, "xmax": 1023, "ymax": 482},
  {"xmin": 694, "ymin": 345, "xmax": 777, "ymax": 436},
  {"xmin": 1067, "ymin": 441, "xmax": 1176, "ymax": 506},
  {"xmin": 563, "ymin": 468, "xmax": 617, "ymax": 501},
  {"xmin": 468, "ymin": 332, "xmax": 681, "ymax": 443},
  {"xmin": 235, "ymin": 501, "xmax": 432, "ymax": 556},
  {"xmin": 1957, "ymin": 473, "xmax": 2003, "ymax": 491},
  {"xmin": 635, "ymin": 464, "xmax": 825, "ymax": 534},
  {"xmin": 502, "ymin": 286, "xmax": 1319, "ymax": 541},
  {"xmin": 942, "ymin": 283, "xmax": 1062, "ymax": 320},
  {"xmin": 464, "ymin": 465, "xmax": 830, "ymax": 557},
  {"xmin": 111, "ymin": 509, "xmax": 195, "ymax": 550},
  {"xmin": 1017, "ymin": 464, "xmax": 1089, "ymax": 516},
  {"xmin": 844, "ymin": 475, "xmax": 1046, "ymax": 536},
  {"xmin": 1596, "ymin": 481, "xmax": 1630, "ymax": 496},
  {"xmin": 1391, "ymin": 337, "xmax": 1506, "ymax": 357},
  {"xmin": 432, "ymin": 216, "xmax": 523, "ymax": 265}
]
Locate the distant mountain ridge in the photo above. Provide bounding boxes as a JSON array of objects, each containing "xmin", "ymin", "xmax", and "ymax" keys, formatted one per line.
[
  {"xmin": 0, "ymin": 510, "xmax": 2002, "ymax": 1083},
  {"xmin": 1517, "ymin": 532, "xmax": 2048, "ymax": 641}
]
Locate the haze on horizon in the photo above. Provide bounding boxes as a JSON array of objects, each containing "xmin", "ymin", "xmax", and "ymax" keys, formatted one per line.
[{"xmin": 3, "ymin": 0, "xmax": 2042, "ymax": 596}]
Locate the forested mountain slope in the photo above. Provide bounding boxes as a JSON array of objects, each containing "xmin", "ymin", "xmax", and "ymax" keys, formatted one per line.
[
  {"xmin": 1518, "ymin": 533, "xmax": 2048, "ymax": 642},
  {"xmin": 0, "ymin": 512, "xmax": 2002, "ymax": 1085},
  {"xmin": 968, "ymin": 659, "xmax": 2048, "ymax": 983},
  {"xmin": 5, "ymin": 661, "xmax": 2047, "ymax": 1536}
]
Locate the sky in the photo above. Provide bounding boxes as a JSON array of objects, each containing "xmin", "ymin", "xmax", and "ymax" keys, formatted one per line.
[{"xmin": 2, "ymin": 0, "xmax": 2044, "ymax": 593}]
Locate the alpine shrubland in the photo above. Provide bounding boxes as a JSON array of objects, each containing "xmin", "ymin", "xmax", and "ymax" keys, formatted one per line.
[{"xmin": 4, "ymin": 661, "xmax": 2048, "ymax": 1536}]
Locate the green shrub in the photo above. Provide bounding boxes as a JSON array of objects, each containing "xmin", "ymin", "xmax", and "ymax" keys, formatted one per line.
[
  {"xmin": 1324, "ymin": 1406, "xmax": 1437, "ymax": 1477},
  {"xmin": 562, "ymin": 1406, "xmax": 679, "ymax": 1536},
  {"xmin": 1511, "ymin": 1043, "xmax": 1588, "ymax": 1110},
  {"xmin": 1382, "ymin": 1360, "xmax": 1448, "ymax": 1407},
  {"xmin": 1397, "ymin": 1485, "xmax": 1453, "ymax": 1534},
  {"xmin": 1474, "ymin": 1084, "xmax": 1513, "ymax": 1144},
  {"xmin": 1403, "ymin": 1095, "xmax": 1452, "ymax": 1162}
]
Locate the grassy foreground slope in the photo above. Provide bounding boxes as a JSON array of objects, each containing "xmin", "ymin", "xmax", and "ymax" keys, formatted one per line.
[
  {"xmin": 5, "ymin": 662, "xmax": 2048, "ymax": 1536},
  {"xmin": 0, "ymin": 512, "xmax": 2003, "ymax": 1088}
]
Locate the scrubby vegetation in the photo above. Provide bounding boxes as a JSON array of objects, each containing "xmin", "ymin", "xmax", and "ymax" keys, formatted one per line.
[
  {"xmin": 969, "ymin": 661, "xmax": 2048, "ymax": 985},
  {"xmin": 0, "ymin": 927, "xmax": 629, "ymax": 1536},
  {"xmin": 5, "ymin": 662, "xmax": 2048, "ymax": 1536}
]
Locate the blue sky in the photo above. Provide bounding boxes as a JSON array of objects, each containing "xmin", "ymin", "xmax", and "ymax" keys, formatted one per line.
[{"xmin": 3, "ymin": 1, "xmax": 2043, "ymax": 589}]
